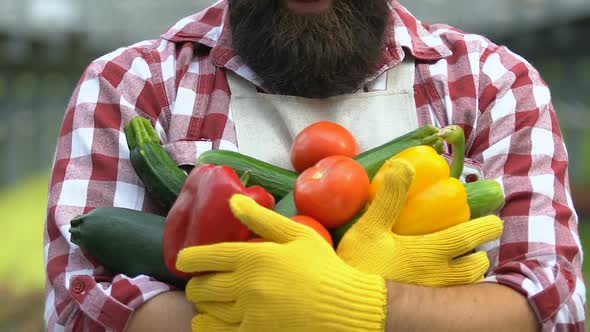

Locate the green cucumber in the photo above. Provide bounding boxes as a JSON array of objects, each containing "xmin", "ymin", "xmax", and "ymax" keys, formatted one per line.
[
  {"xmin": 273, "ymin": 192, "xmax": 298, "ymax": 217},
  {"xmin": 274, "ymin": 125, "xmax": 445, "ymax": 216},
  {"xmin": 124, "ymin": 117, "xmax": 187, "ymax": 210},
  {"xmin": 197, "ymin": 150, "xmax": 298, "ymax": 200},
  {"xmin": 465, "ymin": 179, "xmax": 505, "ymax": 218},
  {"xmin": 69, "ymin": 207, "xmax": 187, "ymax": 289}
]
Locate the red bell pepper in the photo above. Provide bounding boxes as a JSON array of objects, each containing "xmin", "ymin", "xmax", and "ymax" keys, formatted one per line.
[{"xmin": 163, "ymin": 164, "xmax": 275, "ymax": 278}]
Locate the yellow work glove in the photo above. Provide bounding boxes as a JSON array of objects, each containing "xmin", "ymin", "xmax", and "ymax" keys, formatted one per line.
[
  {"xmin": 337, "ymin": 159, "xmax": 504, "ymax": 287},
  {"xmin": 176, "ymin": 195, "xmax": 388, "ymax": 332}
]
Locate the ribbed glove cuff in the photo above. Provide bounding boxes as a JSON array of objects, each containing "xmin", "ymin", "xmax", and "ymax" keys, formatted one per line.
[{"xmin": 314, "ymin": 260, "xmax": 388, "ymax": 332}]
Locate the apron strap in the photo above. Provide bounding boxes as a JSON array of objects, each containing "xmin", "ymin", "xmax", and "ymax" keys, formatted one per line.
[
  {"xmin": 226, "ymin": 70, "xmax": 258, "ymax": 97},
  {"xmin": 385, "ymin": 56, "xmax": 416, "ymax": 94}
]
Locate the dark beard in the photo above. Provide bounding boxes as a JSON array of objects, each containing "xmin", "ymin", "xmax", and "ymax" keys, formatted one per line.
[{"xmin": 229, "ymin": 0, "xmax": 391, "ymax": 98}]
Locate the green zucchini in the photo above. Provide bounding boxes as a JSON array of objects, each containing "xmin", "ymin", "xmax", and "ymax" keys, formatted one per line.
[
  {"xmin": 69, "ymin": 207, "xmax": 187, "ymax": 289},
  {"xmin": 274, "ymin": 125, "xmax": 445, "ymax": 216},
  {"xmin": 197, "ymin": 150, "xmax": 298, "ymax": 200},
  {"xmin": 124, "ymin": 117, "xmax": 187, "ymax": 210}
]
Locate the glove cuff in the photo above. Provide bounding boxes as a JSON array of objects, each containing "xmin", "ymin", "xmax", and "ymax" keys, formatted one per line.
[{"xmin": 314, "ymin": 260, "xmax": 388, "ymax": 332}]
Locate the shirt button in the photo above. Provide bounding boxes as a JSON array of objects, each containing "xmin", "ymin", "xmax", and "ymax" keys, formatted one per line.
[
  {"xmin": 465, "ymin": 174, "xmax": 479, "ymax": 183},
  {"xmin": 71, "ymin": 278, "xmax": 86, "ymax": 294}
]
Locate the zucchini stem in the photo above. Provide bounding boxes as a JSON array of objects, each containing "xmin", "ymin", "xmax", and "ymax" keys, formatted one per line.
[
  {"xmin": 124, "ymin": 117, "xmax": 161, "ymax": 150},
  {"xmin": 438, "ymin": 125, "xmax": 465, "ymax": 179}
]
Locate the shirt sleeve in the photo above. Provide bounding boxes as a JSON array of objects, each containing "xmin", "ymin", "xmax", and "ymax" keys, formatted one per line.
[
  {"xmin": 471, "ymin": 45, "xmax": 586, "ymax": 331},
  {"xmin": 44, "ymin": 41, "xmax": 175, "ymax": 332}
]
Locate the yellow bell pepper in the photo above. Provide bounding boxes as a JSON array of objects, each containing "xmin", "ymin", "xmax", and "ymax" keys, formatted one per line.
[{"xmin": 369, "ymin": 126, "xmax": 470, "ymax": 235}]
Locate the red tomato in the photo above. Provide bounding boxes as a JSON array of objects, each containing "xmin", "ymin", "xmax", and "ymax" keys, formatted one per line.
[
  {"xmin": 290, "ymin": 121, "xmax": 360, "ymax": 173},
  {"xmin": 291, "ymin": 215, "xmax": 334, "ymax": 247},
  {"xmin": 294, "ymin": 156, "xmax": 369, "ymax": 229},
  {"xmin": 247, "ymin": 216, "xmax": 333, "ymax": 247}
]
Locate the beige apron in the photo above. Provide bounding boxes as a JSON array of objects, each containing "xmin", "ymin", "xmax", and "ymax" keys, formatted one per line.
[{"xmin": 227, "ymin": 58, "xmax": 419, "ymax": 170}]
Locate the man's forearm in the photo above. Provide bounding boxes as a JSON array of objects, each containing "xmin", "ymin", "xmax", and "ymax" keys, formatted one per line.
[
  {"xmin": 126, "ymin": 291, "xmax": 195, "ymax": 332},
  {"xmin": 385, "ymin": 282, "xmax": 539, "ymax": 332}
]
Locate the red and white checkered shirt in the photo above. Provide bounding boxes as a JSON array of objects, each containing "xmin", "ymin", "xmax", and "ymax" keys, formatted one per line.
[{"xmin": 44, "ymin": 1, "xmax": 586, "ymax": 331}]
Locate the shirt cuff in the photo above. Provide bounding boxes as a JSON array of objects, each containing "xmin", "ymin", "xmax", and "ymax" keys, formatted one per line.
[
  {"xmin": 483, "ymin": 260, "xmax": 584, "ymax": 332},
  {"xmin": 68, "ymin": 274, "xmax": 174, "ymax": 332}
]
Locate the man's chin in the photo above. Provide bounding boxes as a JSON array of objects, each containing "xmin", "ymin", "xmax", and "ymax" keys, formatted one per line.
[
  {"xmin": 266, "ymin": 72, "xmax": 369, "ymax": 99},
  {"xmin": 285, "ymin": 0, "xmax": 333, "ymax": 15}
]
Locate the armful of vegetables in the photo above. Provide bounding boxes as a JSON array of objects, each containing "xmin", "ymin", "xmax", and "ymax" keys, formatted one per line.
[{"xmin": 69, "ymin": 117, "xmax": 505, "ymax": 286}]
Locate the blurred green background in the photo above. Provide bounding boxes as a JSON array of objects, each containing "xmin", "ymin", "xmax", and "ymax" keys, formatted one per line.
[{"xmin": 0, "ymin": 0, "xmax": 589, "ymax": 330}]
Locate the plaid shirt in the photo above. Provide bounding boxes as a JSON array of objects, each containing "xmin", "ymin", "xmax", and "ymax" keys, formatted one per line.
[{"xmin": 44, "ymin": 1, "xmax": 586, "ymax": 331}]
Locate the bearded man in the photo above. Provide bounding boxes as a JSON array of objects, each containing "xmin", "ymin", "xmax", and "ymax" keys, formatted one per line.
[{"xmin": 44, "ymin": 0, "xmax": 586, "ymax": 331}]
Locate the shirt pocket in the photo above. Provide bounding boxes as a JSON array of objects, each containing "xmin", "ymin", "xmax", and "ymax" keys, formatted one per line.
[
  {"xmin": 163, "ymin": 139, "xmax": 213, "ymax": 168},
  {"xmin": 461, "ymin": 157, "xmax": 485, "ymax": 184},
  {"xmin": 442, "ymin": 154, "xmax": 485, "ymax": 183}
]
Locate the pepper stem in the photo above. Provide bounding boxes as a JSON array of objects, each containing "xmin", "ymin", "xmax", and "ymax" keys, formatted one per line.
[
  {"xmin": 240, "ymin": 170, "xmax": 252, "ymax": 186},
  {"xmin": 438, "ymin": 125, "xmax": 465, "ymax": 179},
  {"xmin": 420, "ymin": 133, "xmax": 445, "ymax": 154}
]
